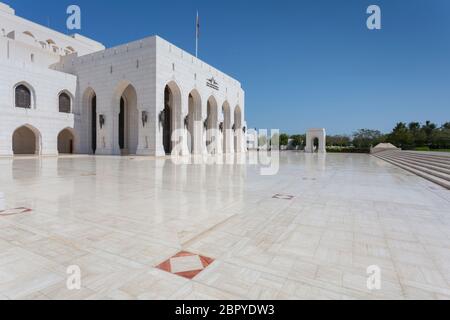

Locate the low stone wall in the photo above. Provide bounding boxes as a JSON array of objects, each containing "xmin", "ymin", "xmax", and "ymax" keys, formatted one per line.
[{"xmin": 370, "ymin": 148, "xmax": 399, "ymax": 154}]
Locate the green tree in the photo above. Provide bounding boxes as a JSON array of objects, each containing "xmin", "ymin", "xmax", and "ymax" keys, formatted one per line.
[
  {"xmin": 387, "ymin": 122, "xmax": 413, "ymax": 148},
  {"xmin": 279, "ymin": 133, "xmax": 289, "ymax": 147},
  {"xmin": 408, "ymin": 122, "xmax": 426, "ymax": 147},
  {"xmin": 352, "ymin": 129, "xmax": 384, "ymax": 149},
  {"xmin": 408, "ymin": 122, "xmax": 420, "ymax": 132},
  {"xmin": 431, "ymin": 125, "xmax": 450, "ymax": 149},
  {"xmin": 290, "ymin": 135, "xmax": 305, "ymax": 149},
  {"xmin": 422, "ymin": 120, "xmax": 437, "ymax": 146},
  {"xmin": 441, "ymin": 122, "xmax": 450, "ymax": 130},
  {"xmin": 327, "ymin": 135, "xmax": 351, "ymax": 147}
]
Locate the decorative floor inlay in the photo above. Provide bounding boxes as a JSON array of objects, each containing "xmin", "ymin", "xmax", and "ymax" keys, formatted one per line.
[
  {"xmin": 0, "ymin": 207, "xmax": 32, "ymax": 217},
  {"xmin": 155, "ymin": 251, "xmax": 214, "ymax": 280},
  {"xmin": 272, "ymin": 194, "xmax": 295, "ymax": 200}
]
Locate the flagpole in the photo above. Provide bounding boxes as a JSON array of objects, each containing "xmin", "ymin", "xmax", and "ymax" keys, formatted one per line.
[{"xmin": 195, "ymin": 11, "xmax": 199, "ymax": 58}]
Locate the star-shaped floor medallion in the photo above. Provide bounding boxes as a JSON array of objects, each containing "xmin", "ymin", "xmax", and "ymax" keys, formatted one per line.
[{"xmin": 155, "ymin": 251, "xmax": 214, "ymax": 280}]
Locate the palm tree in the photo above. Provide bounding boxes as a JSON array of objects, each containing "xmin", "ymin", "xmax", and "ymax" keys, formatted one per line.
[{"xmin": 422, "ymin": 121, "xmax": 437, "ymax": 145}]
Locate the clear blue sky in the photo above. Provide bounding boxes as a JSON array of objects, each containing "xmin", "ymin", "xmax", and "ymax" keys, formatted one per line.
[{"xmin": 7, "ymin": 0, "xmax": 450, "ymax": 135}]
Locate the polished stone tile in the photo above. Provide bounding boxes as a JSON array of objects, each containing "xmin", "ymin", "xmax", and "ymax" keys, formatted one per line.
[{"xmin": 0, "ymin": 153, "xmax": 449, "ymax": 300}]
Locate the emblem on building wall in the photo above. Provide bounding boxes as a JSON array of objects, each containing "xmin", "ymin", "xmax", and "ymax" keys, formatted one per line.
[{"xmin": 206, "ymin": 77, "xmax": 219, "ymax": 90}]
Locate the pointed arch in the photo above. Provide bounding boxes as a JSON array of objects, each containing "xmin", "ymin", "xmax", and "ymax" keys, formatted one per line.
[
  {"xmin": 187, "ymin": 89, "xmax": 202, "ymax": 154},
  {"xmin": 12, "ymin": 124, "xmax": 42, "ymax": 155},
  {"xmin": 58, "ymin": 90, "xmax": 73, "ymax": 113},
  {"xmin": 58, "ymin": 127, "xmax": 76, "ymax": 154},
  {"xmin": 206, "ymin": 96, "xmax": 219, "ymax": 154},
  {"xmin": 14, "ymin": 81, "xmax": 36, "ymax": 109},
  {"xmin": 113, "ymin": 80, "xmax": 139, "ymax": 155},
  {"xmin": 162, "ymin": 81, "xmax": 182, "ymax": 154},
  {"xmin": 82, "ymin": 87, "xmax": 97, "ymax": 154}
]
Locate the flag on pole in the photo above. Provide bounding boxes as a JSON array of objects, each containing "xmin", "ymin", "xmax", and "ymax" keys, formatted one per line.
[{"xmin": 196, "ymin": 11, "xmax": 200, "ymax": 58}]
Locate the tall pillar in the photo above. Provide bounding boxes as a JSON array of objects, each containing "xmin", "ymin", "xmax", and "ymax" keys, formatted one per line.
[
  {"xmin": 41, "ymin": 132, "xmax": 58, "ymax": 156},
  {"xmin": 154, "ymin": 88, "xmax": 166, "ymax": 157},
  {"xmin": 0, "ymin": 132, "xmax": 13, "ymax": 156},
  {"xmin": 217, "ymin": 124, "xmax": 223, "ymax": 155},
  {"xmin": 95, "ymin": 93, "xmax": 116, "ymax": 155},
  {"xmin": 137, "ymin": 108, "xmax": 153, "ymax": 156},
  {"xmin": 179, "ymin": 107, "xmax": 190, "ymax": 156}
]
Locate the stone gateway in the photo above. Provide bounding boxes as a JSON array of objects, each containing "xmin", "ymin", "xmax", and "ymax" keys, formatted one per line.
[{"xmin": 305, "ymin": 128, "xmax": 327, "ymax": 153}]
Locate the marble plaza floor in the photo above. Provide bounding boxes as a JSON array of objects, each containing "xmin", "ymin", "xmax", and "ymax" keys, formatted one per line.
[{"xmin": 0, "ymin": 152, "xmax": 450, "ymax": 300}]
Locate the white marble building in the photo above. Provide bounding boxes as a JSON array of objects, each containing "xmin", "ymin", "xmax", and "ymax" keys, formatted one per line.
[{"xmin": 0, "ymin": 2, "xmax": 246, "ymax": 156}]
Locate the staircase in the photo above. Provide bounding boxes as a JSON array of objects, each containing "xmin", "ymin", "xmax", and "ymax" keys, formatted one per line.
[{"xmin": 373, "ymin": 150, "xmax": 450, "ymax": 190}]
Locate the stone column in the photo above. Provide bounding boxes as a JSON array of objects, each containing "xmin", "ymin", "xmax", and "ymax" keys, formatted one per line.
[
  {"xmin": 227, "ymin": 111, "xmax": 235, "ymax": 154},
  {"xmin": 0, "ymin": 132, "xmax": 13, "ymax": 156},
  {"xmin": 154, "ymin": 92, "xmax": 166, "ymax": 157},
  {"xmin": 179, "ymin": 100, "xmax": 190, "ymax": 156},
  {"xmin": 95, "ymin": 93, "xmax": 116, "ymax": 155},
  {"xmin": 41, "ymin": 129, "xmax": 58, "ymax": 156},
  {"xmin": 137, "ymin": 107, "xmax": 152, "ymax": 156},
  {"xmin": 200, "ymin": 100, "xmax": 208, "ymax": 155}
]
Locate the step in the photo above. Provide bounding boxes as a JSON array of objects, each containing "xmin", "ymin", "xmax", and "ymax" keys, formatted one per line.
[
  {"xmin": 402, "ymin": 151, "xmax": 450, "ymax": 161},
  {"xmin": 373, "ymin": 155, "xmax": 450, "ymax": 190},
  {"xmin": 378, "ymin": 152, "xmax": 450, "ymax": 168},
  {"xmin": 379, "ymin": 150, "xmax": 450, "ymax": 160},
  {"xmin": 398, "ymin": 152, "xmax": 450, "ymax": 165},
  {"xmin": 377, "ymin": 155, "xmax": 450, "ymax": 182},
  {"xmin": 405, "ymin": 150, "xmax": 450, "ymax": 157},
  {"xmin": 380, "ymin": 154, "xmax": 450, "ymax": 174},
  {"xmin": 389, "ymin": 153, "xmax": 450, "ymax": 169}
]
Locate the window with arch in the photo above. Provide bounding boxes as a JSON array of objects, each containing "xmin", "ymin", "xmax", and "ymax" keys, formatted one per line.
[
  {"xmin": 59, "ymin": 92, "xmax": 71, "ymax": 113},
  {"xmin": 15, "ymin": 84, "xmax": 32, "ymax": 109}
]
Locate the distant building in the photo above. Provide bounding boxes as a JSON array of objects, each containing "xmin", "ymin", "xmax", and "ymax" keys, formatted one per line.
[{"xmin": 247, "ymin": 128, "xmax": 258, "ymax": 150}]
